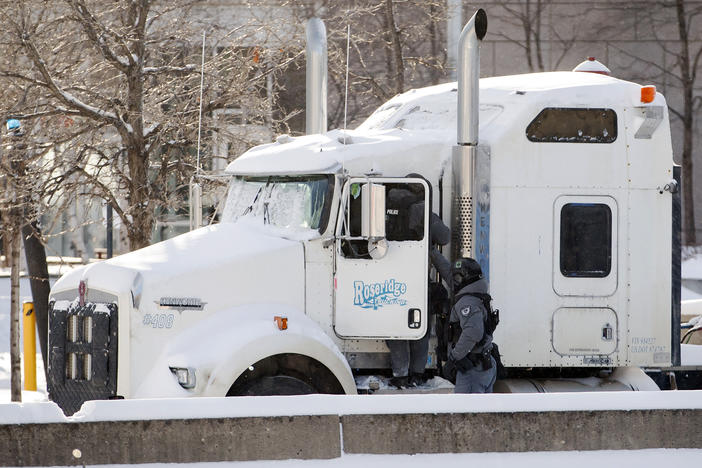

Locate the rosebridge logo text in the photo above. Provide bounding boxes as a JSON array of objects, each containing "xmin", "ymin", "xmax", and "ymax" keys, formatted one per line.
[{"xmin": 353, "ymin": 279, "xmax": 407, "ymax": 310}]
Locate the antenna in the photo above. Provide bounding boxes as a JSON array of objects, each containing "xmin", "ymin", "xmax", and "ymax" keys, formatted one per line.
[
  {"xmin": 196, "ymin": 31, "xmax": 206, "ymax": 175},
  {"xmin": 190, "ymin": 30, "xmax": 206, "ymax": 231},
  {"xmin": 343, "ymin": 24, "xmax": 350, "ymax": 146}
]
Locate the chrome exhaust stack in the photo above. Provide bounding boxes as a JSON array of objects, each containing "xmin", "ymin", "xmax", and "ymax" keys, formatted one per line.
[
  {"xmin": 306, "ymin": 17, "xmax": 327, "ymax": 135},
  {"xmin": 457, "ymin": 9, "xmax": 487, "ymax": 146},
  {"xmin": 452, "ymin": 9, "xmax": 487, "ymax": 262}
]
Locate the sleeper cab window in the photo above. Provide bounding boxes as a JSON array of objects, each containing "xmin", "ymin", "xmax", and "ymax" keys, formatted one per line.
[
  {"xmin": 560, "ymin": 203, "xmax": 612, "ymax": 278},
  {"xmin": 526, "ymin": 108, "xmax": 617, "ymax": 143}
]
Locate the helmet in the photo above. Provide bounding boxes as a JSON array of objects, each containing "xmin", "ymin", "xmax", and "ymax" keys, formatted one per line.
[
  {"xmin": 452, "ymin": 258, "xmax": 483, "ymax": 290},
  {"xmin": 405, "ymin": 173, "xmax": 430, "ymax": 198}
]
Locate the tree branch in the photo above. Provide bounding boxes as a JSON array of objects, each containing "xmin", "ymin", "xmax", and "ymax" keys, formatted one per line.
[
  {"xmin": 21, "ymin": 32, "xmax": 127, "ymax": 130},
  {"xmin": 67, "ymin": 0, "xmax": 130, "ymax": 73},
  {"xmin": 143, "ymin": 64, "xmax": 197, "ymax": 75}
]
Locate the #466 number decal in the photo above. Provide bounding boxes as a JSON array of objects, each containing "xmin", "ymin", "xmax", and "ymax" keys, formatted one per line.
[{"xmin": 142, "ymin": 313, "xmax": 175, "ymax": 328}]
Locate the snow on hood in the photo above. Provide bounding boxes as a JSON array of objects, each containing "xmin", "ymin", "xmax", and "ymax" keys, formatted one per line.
[
  {"xmin": 50, "ymin": 220, "xmax": 308, "ymax": 396},
  {"xmin": 110, "ymin": 219, "xmax": 308, "ymax": 338},
  {"xmin": 53, "ymin": 220, "xmax": 305, "ymax": 298}
]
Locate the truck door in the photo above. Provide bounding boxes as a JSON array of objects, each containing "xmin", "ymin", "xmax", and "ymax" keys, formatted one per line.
[
  {"xmin": 334, "ymin": 177, "xmax": 429, "ymax": 339},
  {"xmin": 551, "ymin": 195, "xmax": 620, "ymax": 361}
]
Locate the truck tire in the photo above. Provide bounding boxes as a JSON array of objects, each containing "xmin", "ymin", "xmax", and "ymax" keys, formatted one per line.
[
  {"xmin": 231, "ymin": 375, "xmax": 316, "ymax": 396},
  {"xmin": 226, "ymin": 353, "xmax": 344, "ymax": 396}
]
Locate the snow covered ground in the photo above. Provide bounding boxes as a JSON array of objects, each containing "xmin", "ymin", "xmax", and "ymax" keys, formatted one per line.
[{"xmin": 0, "ymin": 277, "xmax": 48, "ymax": 403}]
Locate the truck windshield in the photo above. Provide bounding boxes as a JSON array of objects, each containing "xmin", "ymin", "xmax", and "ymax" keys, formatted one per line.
[{"xmin": 221, "ymin": 175, "xmax": 332, "ymax": 232}]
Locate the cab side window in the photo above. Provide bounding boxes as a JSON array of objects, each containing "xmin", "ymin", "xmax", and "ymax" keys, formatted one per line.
[
  {"xmin": 385, "ymin": 182, "xmax": 425, "ymax": 241},
  {"xmin": 560, "ymin": 203, "xmax": 612, "ymax": 277},
  {"xmin": 340, "ymin": 181, "xmax": 426, "ymax": 259}
]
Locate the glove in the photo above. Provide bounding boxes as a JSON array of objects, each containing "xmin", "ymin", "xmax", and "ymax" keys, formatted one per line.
[
  {"xmin": 442, "ymin": 357, "xmax": 457, "ymax": 383},
  {"xmin": 449, "ymin": 351, "xmax": 471, "ymax": 373}
]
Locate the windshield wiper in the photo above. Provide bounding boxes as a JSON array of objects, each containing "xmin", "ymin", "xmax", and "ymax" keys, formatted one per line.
[
  {"xmin": 240, "ymin": 177, "xmax": 272, "ymax": 217},
  {"xmin": 263, "ymin": 202, "xmax": 270, "ymax": 224}
]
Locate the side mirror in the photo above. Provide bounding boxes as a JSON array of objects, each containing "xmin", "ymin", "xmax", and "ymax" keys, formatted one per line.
[{"xmin": 361, "ymin": 183, "xmax": 386, "ymax": 240}]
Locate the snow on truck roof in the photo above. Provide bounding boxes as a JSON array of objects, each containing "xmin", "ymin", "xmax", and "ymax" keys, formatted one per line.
[{"xmin": 226, "ymin": 71, "xmax": 663, "ymax": 176}]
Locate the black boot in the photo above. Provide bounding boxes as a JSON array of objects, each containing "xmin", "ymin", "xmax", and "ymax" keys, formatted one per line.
[
  {"xmin": 389, "ymin": 376, "xmax": 409, "ymax": 389},
  {"xmin": 409, "ymin": 372, "xmax": 426, "ymax": 387}
]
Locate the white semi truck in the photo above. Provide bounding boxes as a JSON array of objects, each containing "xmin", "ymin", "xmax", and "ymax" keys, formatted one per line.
[{"xmin": 47, "ymin": 10, "xmax": 681, "ymax": 414}]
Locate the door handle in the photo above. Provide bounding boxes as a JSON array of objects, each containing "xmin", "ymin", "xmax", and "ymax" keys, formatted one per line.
[{"xmin": 408, "ymin": 308, "xmax": 421, "ymax": 329}]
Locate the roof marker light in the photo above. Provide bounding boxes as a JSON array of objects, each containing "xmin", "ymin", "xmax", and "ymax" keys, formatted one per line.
[
  {"xmin": 572, "ymin": 57, "xmax": 611, "ymax": 76},
  {"xmin": 641, "ymin": 85, "xmax": 656, "ymax": 104}
]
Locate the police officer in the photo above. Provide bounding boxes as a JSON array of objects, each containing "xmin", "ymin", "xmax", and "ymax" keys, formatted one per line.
[{"xmin": 447, "ymin": 258, "xmax": 496, "ymax": 393}]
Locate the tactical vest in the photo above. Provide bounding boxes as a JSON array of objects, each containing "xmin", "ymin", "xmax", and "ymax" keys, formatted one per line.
[{"xmin": 448, "ymin": 292, "xmax": 500, "ymax": 370}]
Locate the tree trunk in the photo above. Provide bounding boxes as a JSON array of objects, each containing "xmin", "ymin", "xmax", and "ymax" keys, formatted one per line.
[
  {"xmin": 384, "ymin": 0, "xmax": 405, "ymax": 95},
  {"xmin": 534, "ymin": 0, "xmax": 544, "ymax": 71},
  {"xmin": 22, "ymin": 221, "xmax": 49, "ymax": 377},
  {"xmin": 126, "ymin": 147, "xmax": 153, "ymax": 250},
  {"xmin": 676, "ymin": 0, "xmax": 696, "ymax": 244},
  {"xmin": 524, "ymin": 0, "xmax": 534, "ymax": 72},
  {"xmin": 124, "ymin": 3, "xmax": 152, "ymax": 251},
  {"xmin": 682, "ymin": 103, "xmax": 696, "ymax": 245},
  {"xmin": 429, "ymin": 3, "xmax": 439, "ymax": 85},
  {"xmin": 10, "ymin": 226, "xmax": 22, "ymax": 402}
]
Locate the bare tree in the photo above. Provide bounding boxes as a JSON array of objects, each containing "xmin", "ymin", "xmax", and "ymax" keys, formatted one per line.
[
  {"xmin": 0, "ymin": 0, "xmax": 304, "ymax": 387},
  {"xmin": 0, "ymin": 0, "xmax": 296, "ymax": 250},
  {"xmin": 0, "ymin": 113, "xmax": 51, "ymax": 400},
  {"xmin": 285, "ymin": 0, "xmax": 447, "ymax": 129},
  {"xmin": 607, "ymin": 0, "xmax": 702, "ymax": 245},
  {"xmin": 489, "ymin": 0, "xmax": 580, "ymax": 72},
  {"xmin": 491, "ymin": 0, "xmax": 546, "ymax": 72},
  {"xmin": 673, "ymin": 0, "xmax": 700, "ymax": 245},
  {"xmin": 0, "ymin": 135, "xmax": 24, "ymax": 402}
]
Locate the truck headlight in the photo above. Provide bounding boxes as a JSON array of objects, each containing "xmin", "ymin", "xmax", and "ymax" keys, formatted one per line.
[{"xmin": 169, "ymin": 367, "xmax": 196, "ymax": 389}]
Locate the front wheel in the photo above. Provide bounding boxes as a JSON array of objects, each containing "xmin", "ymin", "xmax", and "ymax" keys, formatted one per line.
[
  {"xmin": 233, "ymin": 375, "xmax": 317, "ymax": 396},
  {"xmin": 226, "ymin": 353, "xmax": 345, "ymax": 396}
]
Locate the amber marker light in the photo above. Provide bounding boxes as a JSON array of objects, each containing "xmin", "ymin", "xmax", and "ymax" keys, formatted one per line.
[
  {"xmin": 274, "ymin": 316, "xmax": 288, "ymax": 330},
  {"xmin": 641, "ymin": 85, "xmax": 656, "ymax": 103}
]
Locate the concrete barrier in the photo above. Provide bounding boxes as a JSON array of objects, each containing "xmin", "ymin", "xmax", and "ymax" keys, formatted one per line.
[
  {"xmin": 2, "ymin": 393, "xmax": 702, "ymax": 466},
  {"xmin": 341, "ymin": 409, "xmax": 702, "ymax": 454},
  {"xmin": 0, "ymin": 415, "xmax": 340, "ymax": 466}
]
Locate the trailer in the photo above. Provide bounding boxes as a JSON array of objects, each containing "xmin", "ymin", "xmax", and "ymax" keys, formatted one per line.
[{"xmin": 47, "ymin": 10, "xmax": 680, "ymax": 414}]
